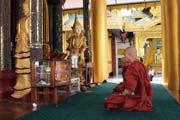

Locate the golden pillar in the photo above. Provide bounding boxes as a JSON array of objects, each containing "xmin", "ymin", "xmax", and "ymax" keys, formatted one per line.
[
  {"xmin": 178, "ymin": 0, "xmax": 180, "ymax": 97},
  {"xmin": 91, "ymin": 0, "xmax": 108, "ymax": 83},
  {"xmin": 107, "ymin": 37, "xmax": 112, "ymax": 74},
  {"xmin": 161, "ymin": 0, "xmax": 168, "ymax": 84},
  {"xmin": 162, "ymin": 0, "xmax": 179, "ymax": 90},
  {"xmin": 134, "ymin": 33, "xmax": 140, "ymax": 57}
]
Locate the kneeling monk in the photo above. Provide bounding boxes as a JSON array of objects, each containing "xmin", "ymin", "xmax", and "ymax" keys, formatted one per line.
[
  {"xmin": 112, "ymin": 57, "xmax": 128, "ymax": 94},
  {"xmin": 105, "ymin": 47, "xmax": 153, "ymax": 111}
]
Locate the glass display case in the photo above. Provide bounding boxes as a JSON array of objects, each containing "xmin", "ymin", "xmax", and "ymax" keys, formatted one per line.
[
  {"xmin": 31, "ymin": 59, "xmax": 72, "ymax": 105},
  {"xmin": 31, "ymin": 60, "xmax": 52, "ymax": 87},
  {"xmin": 31, "ymin": 59, "xmax": 71, "ymax": 87},
  {"xmin": 54, "ymin": 60, "xmax": 71, "ymax": 85}
]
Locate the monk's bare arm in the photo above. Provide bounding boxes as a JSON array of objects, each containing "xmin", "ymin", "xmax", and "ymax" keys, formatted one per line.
[{"xmin": 121, "ymin": 88, "xmax": 132, "ymax": 95}]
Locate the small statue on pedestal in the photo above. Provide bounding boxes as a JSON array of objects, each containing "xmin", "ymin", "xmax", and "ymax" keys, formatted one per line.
[{"xmin": 66, "ymin": 15, "xmax": 87, "ymax": 91}]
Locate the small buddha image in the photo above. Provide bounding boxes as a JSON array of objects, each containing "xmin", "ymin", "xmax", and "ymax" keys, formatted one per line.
[{"xmin": 154, "ymin": 48, "xmax": 162, "ymax": 65}]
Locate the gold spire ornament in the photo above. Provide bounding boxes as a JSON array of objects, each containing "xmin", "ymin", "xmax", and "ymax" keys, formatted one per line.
[{"xmin": 72, "ymin": 14, "xmax": 82, "ymax": 29}]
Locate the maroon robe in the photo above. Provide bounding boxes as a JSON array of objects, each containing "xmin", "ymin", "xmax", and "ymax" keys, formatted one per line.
[
  {"xmin": 105, "ymin": 61, "xmax": 153, "ymax": 111},
  {"xmin": 113, "ymin": 66, "xmax": 128, "ymax": 93}
]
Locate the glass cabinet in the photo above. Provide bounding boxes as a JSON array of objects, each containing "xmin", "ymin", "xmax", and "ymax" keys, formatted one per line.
[
  {"xmin": 31, "ymin": 60, "xmax": 52, "ymax": 87},
  {"xmin": 31, "ymin": 59, "xmax": 71, "ymax": 87},
  {"xmin": 54, "ymin": 60, "xmax": 71, "ymax": 85},
  {"xmin": 31, "ymin": 59, "xmax": 72, "ymax": 105}
]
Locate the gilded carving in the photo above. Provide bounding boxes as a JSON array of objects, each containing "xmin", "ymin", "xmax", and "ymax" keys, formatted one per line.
[
  {"xmin": 135, "ymin": 31, "xmax": 161, "ymax": 57},
  {"xmin": 66, "ymin": 16, "xmax": 87, "ymax": 85},
  {"xmin": 143, "ymin": 39, "xmax": 157, "ymax": 66},
  {"xmin": 11, "ymin": 0, "xmax": 31, "ymax": 99}
]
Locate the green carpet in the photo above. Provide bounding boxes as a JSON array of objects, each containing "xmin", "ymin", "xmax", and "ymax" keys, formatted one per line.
[{"xmin": 17, "ymin": 83, "xmax": 180, "ymax": 120}]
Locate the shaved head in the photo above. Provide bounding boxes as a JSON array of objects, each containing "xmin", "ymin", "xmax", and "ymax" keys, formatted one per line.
[
  {"xmin": 124, "ymin": 47, "xmax": 138, "ymax": 62},
  {"xmin": 125, "ymin": 47, "xmax": 137, "ymax": 57}
]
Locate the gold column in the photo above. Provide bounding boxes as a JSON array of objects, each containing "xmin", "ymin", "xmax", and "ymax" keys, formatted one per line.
[
  {"xmin": 177, "ymin": 0, "xmax": 180, "ymax": 97},
  {"xmin": 161, "ymin": 0, "xmax": 168, "ymax": 84},
  {"xmin": 163, "ymin": 0, "xmax": 179, "ymax": 90},
  {"xmin": 107, "ymin": 37, "xmax": 112, "ymax": 74},
  {"xmin": 134, "ymin": 33, "xmax": 140, "ymax": 56},
  {"xmin": 91, "ymin": 0, "xmax": 108, "ymax": 83}
]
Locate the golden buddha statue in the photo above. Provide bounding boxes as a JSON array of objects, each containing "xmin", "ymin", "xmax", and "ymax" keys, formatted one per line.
[
  {"xmin": 11, "ymin": 0, "xmax": 31, "ymax": 98},
  {"xmin": 66, "ymin": 16, "xmax": 87, "ymax": 84},
  {"xmin": 66, "ymin": 16, "xmax": 87, "ymax": 68},
  {"xmin": 143, "ymin": 40, "xmax": 157, "ymax": 66}
]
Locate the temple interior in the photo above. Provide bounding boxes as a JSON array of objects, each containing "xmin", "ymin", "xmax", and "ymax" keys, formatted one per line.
[{"xmin": 0, "ymin": 0, "xmax": 180, "ymax": 119}]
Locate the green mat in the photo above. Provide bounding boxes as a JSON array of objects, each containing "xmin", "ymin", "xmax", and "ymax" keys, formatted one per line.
[{"xmin": 17, "ymin": 83, "xmax": 180, "ymax": 120}]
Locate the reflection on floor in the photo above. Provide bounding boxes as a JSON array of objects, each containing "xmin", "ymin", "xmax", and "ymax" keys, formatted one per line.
[
  {"xmin": 0, "ymin": 100, "xmax": 33, "ymax": 120},
  {"xmin": 108, "ymin": 73, "xmax": 179, "ymax": 103}
]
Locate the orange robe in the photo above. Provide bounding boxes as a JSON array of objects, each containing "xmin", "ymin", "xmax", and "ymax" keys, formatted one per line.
[{"xmin": 105, "ymin": 61, "xmax": 153, "ymax": 111}]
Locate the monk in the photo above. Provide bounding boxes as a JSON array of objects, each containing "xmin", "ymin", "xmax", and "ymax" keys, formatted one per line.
[
  {"xmin": 112, "ymin": 57, "xmax": 128, "ymax": 93},
  {"xmin": 105, "ymin": 47, "xmax": 153, "ymax": 111}
]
